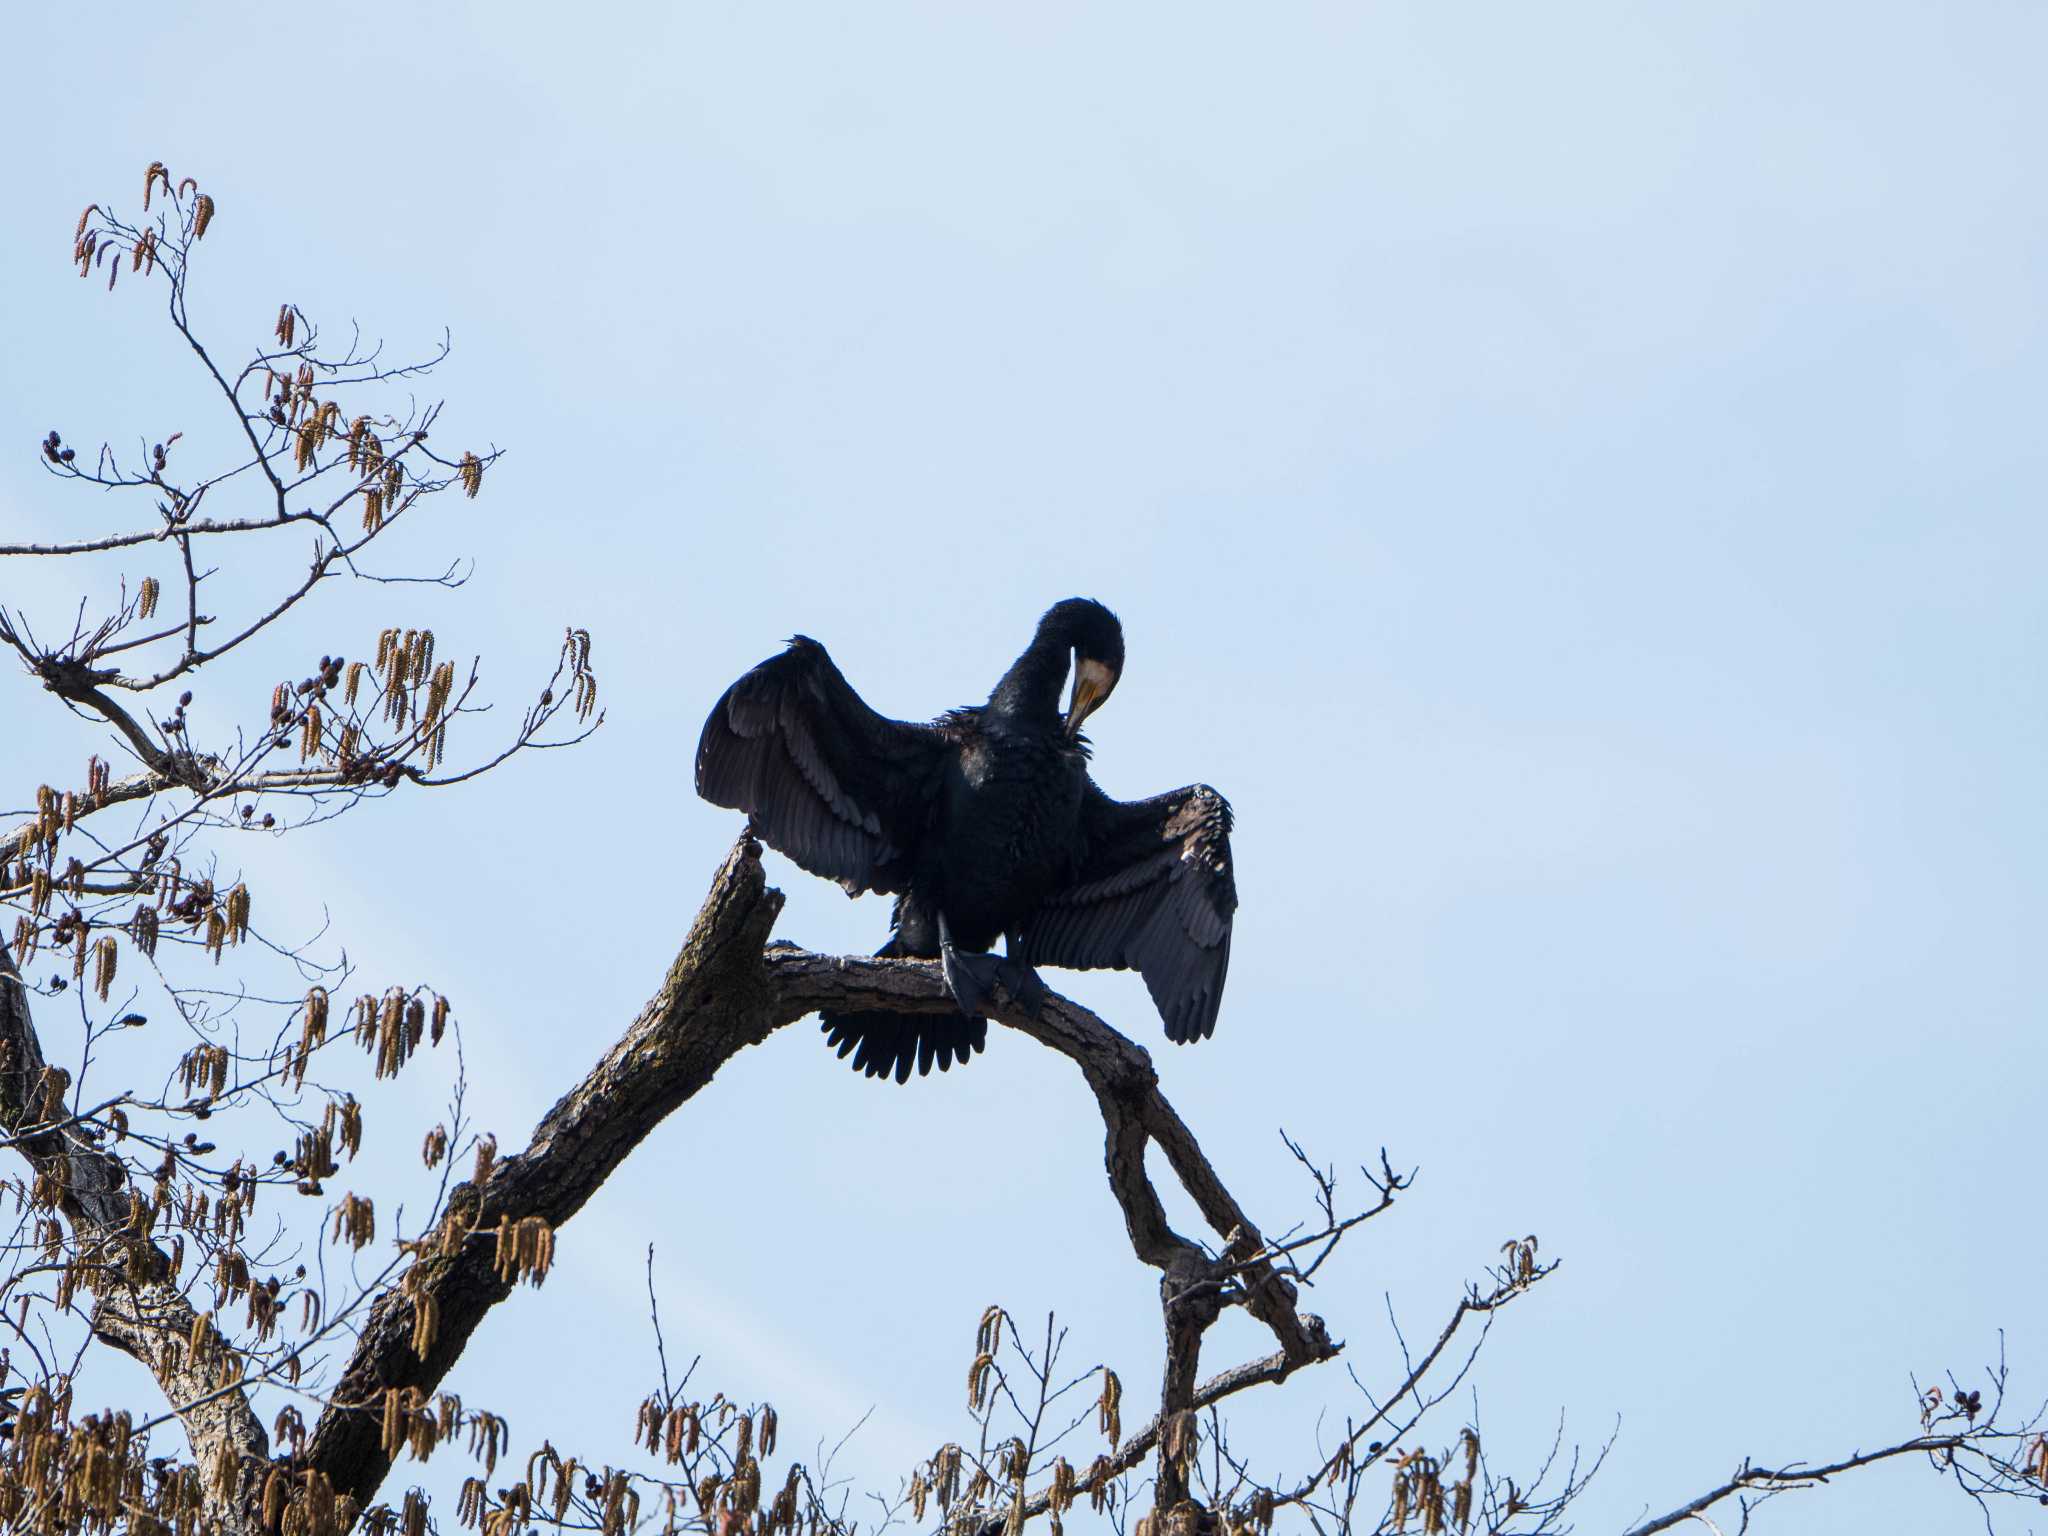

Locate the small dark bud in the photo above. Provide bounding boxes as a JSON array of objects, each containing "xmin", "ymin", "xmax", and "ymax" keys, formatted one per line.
[
  {"xmin": 272, "ymin": 1151, "xmax": 288, "ymax": 1166},
  {"xmin": 241, "ymin": 805, "xmax": 254, "ymax": 819},
  {"xmin": 193, "ymin": 1105, "xmax": 210, "ymax": 1120},
  {"xmin": 58, "ymin": 448, "xmax": 74, "ymax": 463},
  {"xmin": 179, "ymin": 690, "xmax": 192, "ymax": 706},
  {"xmin": 539, "ymin": 688, "xmax": 553, "ymax": 706},
  {"xmin": 261, "ymin": 814, "xmax": 275, "ymax": 828}
]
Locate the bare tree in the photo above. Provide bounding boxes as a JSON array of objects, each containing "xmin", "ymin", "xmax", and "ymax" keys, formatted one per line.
[{"xmin": 2, "ymin": 166, "xmax": 2042, "ymax": 1536}]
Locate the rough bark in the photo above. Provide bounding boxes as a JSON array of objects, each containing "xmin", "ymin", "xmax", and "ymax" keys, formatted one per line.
[{"xmin": 303, "ymin": 835, "xmax": 787, "ymax": 1506}]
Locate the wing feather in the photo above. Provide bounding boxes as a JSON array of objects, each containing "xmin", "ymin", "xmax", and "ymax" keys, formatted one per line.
[
  {"xmin": 695, "ymin": 637, "xmax": 946, "ymax": 894},
  {"xmin": 1028, "ymin": 783, "xmax": 1237, "ymax": 1042}
]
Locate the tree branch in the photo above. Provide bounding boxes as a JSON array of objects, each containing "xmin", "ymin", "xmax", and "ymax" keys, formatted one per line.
[
  {"xmin": 295, "ymin": 838, "xmax": 1335, "ymax": 1519},
  {"xmin": 1621, "ymin": 1437, "xmax": 1974, "ymax": 1536},
  {"xmin": 0, "ymin": 938, "xmax": 270, "ymax": 1531},
  {"xmin": 764, "ymin": 953, "xmax": 1329, "ymax": 1366},
  {"xmin": 301, "ymin": 834, "xmax": 787, "ymax": 1506}
]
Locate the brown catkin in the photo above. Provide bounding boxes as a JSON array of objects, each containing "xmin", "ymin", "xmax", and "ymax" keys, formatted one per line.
[{"xmin": 93, "ymin": 935, "xmax": 117, "ymax": 1000}]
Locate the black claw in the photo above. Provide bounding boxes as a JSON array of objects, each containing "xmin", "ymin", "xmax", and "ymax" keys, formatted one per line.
[
  {"xmin": 938, "ymin": 911, "xmax": 1001, "ymax": 1017},
  {"xmin": 941, "ymin": 952, "xmax": 995, "ymax": 1017},
  {"xmin": 997, "ymin": 957, "xmax": 1050, "ymax": 1016}
]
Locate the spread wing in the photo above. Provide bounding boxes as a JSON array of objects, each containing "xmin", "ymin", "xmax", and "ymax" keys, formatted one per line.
[
  {"xmin": 694, "ymin": 637, "xmax": 948, "ymax": 895},
  {"xmin": 1027, "ymin": 782, "xmax": 1237, "ymax": 1043}
]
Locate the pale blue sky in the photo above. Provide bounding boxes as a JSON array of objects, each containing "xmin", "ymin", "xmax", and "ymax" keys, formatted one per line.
[{"xmin": 4, "ymin": 4, "xmax": 2045, "ymax": 1531}]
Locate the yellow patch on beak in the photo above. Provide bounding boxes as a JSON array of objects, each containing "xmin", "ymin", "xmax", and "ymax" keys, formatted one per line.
[{"xmin": 1065, "ymin": 658, "xmax": 1117, "ymax": 737}]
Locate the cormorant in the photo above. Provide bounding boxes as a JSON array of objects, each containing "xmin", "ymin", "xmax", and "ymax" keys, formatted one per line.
[{"xmin": 694, "ymin": 598, "xmax": 1236, "ymax": 1082}]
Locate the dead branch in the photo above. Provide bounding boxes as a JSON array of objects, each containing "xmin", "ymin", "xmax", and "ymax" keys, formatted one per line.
[{"xmin": 281, "ymin": 835, "xmax": 1336, "ymax": 1520}]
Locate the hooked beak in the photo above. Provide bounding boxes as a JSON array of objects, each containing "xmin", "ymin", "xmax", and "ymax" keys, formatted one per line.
[{"xmin": 1064, "ymin": 657, "xmax": 1116, "ymax": 737}]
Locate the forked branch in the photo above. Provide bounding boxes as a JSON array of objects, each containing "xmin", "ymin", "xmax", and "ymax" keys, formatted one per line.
[{"xmin": 281, "ymin": 836, "xmax": 1339, "ymax": 1522}]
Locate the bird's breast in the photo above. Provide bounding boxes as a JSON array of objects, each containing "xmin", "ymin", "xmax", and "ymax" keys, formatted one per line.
[{"xmin": 922, "ymin": 733, "xmax": 1085, "ymax": 942}]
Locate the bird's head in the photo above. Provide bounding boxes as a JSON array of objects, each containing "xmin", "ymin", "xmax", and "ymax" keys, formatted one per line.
[{"xmin": 1039, "ymin": 597, "xmax": 1124, "ymax": 738}]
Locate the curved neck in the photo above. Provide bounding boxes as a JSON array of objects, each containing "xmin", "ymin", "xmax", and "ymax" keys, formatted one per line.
[{"xmin": 986, "ymin": 629, "xmax": 1070, "ymax": 728}]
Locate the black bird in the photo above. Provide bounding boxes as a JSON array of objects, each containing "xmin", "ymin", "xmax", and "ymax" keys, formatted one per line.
[{"xmin": 694, "ymin": 598, "xmax": 1236, "ymax": 1082}]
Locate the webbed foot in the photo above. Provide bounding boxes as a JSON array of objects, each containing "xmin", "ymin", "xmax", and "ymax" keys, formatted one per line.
[{"xmin": 938, "ymin": 912, "xmax": 1002, "ymax": 1017}]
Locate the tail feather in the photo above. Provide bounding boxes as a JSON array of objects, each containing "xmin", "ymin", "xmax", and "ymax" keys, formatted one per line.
[{"xmin": 821, "ymin": 1010, "xmax": 987, "ymax": 1083}]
